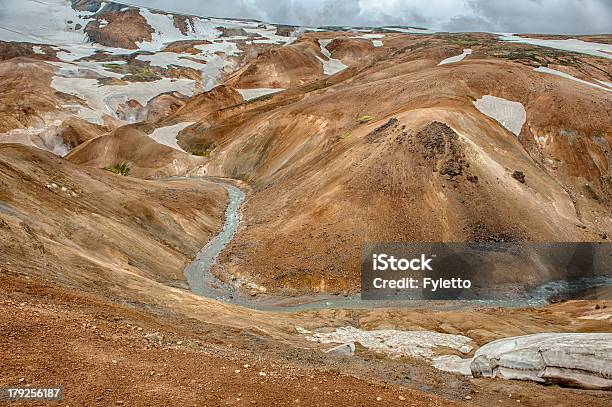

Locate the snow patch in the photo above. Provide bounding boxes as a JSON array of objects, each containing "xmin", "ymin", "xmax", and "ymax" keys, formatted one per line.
[
  {"xmin": 471, "ymin": 333, "xmax": 612, "ymax": 389},
  {"xmin": 0, "ymin": 121, "xmax": 70, "ymax": 156},
  {"xmin": 148, "ymin": 122, "xmax": 195, "ymax": 151},
  {"xmin": 51, "ymin": 75, "xmax": 196, "ymax": 125},
  {"xmin": 438, "ymin": 48, "xmax": 472, "ymax": 65},
  {"xmin": 316, "ymin": 39, "xmax": 348, "ymax": 76},
  {"xmin": 499, "ymin": 35, "xmax": 612, "ymax": 60},
  {"xmin": 351, "ymin": 34, "xmax": 384, "ymax": 47},
  {"xmin": 473, "ymin": 95, "xmax": 526, "ymax": 137},
  {"xmin": 137, "ymin": 9, "xmax": 221, "ymax": 51},
  {"xmin": 302, "ymin": 326, "xmax": 473, "ymax": 360},
  {"xmin": 237, "ymin": 88, "xmax": 284, "ymax": 101},
  {"xmin": 534, "ymin": 67, "xmax": 612, "ymax": 93},
  {"xmin": 243, "ymin": 26, "xmax": 299, "ymax": 46},
  {"xmin": 362, "ymin": 34, "xmax": 385, "ymax": 39}
]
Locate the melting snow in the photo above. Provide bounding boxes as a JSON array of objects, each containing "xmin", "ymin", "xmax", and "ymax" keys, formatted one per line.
[
  {"xmin": 300, "ymin": 326, "xmax": 473, "ymax": 360},
  {"xmin": 351, "ymin": 33, "xmax": 384, "ymax": 47},
  {"xmin": 237, "ymin": 88, "xmax": 284, "ymax": 101},
  {"xmin": 137, "ymin": 9, "xmax": 221, "ymax": 51},
  {"xmin": 438, "ymin": 48, "xmax": 472, "ymax": 65},
  {"xmin": 243, "ymin": 26, "xmax": 299, "ymax": 46},
  {"xmin": 473, "ymin": 95, "xmax": 526, "ymax": 137},
  {"xmin": 499, "ymin": 35, "xmax": 612, "ymax": 60},
  {"xmin": 51, "ymin": 75, "xmax": 197, "ymax": 125},
  {"xmin": 0, "ymin": 121, "xmax": 70, "ymax": 156},
  {"xmin": 317, "ymin": 39, "xmax": 348, "ymax": 76},
  {"xmin": 148, "ymin": 122, "xmax": 195, "ymax": 151},
  {"xmin": 534, "ymin": 67, "xmax": 612, "ymax": 93}
]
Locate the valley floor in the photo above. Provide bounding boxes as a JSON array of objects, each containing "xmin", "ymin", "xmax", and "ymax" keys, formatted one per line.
[{"xmin": 1, "ymin": 272, "xmax": 611, "ymax": 406}]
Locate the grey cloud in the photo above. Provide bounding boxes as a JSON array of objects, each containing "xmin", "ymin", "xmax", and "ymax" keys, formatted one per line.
[
  {"xmin": 126, "ymin": 0, "xmax": 612, "ymax": 33},
  {"xmin": 446, "ymin": 0, "xmax": 612, "ymax": 34}
]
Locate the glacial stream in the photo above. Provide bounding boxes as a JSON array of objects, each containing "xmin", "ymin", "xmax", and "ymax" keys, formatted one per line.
[
  {"xmin": 184, "ymin": 183, "xmax": 245, "ymax": 301},
  {"xmin": 183, "ymin": 179, "xmax": 612, "ymax": 312}
]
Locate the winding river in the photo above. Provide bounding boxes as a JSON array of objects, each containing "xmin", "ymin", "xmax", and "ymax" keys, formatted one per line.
[
  {"xmin": 184, "ymin": 180, "xmax": 612, "ymax": 312},
  {"xmin": 184, "ymin": 183, "xmax": 245, "ymax": 302}
]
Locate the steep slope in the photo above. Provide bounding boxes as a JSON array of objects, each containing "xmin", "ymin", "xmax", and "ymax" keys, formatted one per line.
[
  {"xmin": 172, "ymin": 35, "xmax": 612, "ymax": 294},
  {"xmin": 0, "ymin": 143, "xmax": 226, "ymax": 290},
  {"xmin": 0, "ymin": 0, "xmax": 302, "ymax": 155},
  {"xmin": 226, "ymin": 37, "xmax": 328, "ymax": 89}
]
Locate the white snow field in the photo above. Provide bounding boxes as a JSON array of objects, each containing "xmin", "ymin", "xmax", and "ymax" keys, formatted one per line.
[
  {"xmin": 0, "ymin": 0, "xmax": 301, "ymax": 126},
  {"xmin": 51, "ymin": 75, "xmax": 197, "ymax": 124},
  {"xmin": 237, "ymin": 88, "xmax": 284, "ymax": 101},
  {"xmin": 438, "ymin": 48, "xmax": 472, "ymax": 65},
  {"xmin": 499, "ymin": 34, "xmax": 612, "ymax": 60},
  {"xmin": 534, "ymin": 67, "xmax": 612, "ymax": 93},
  {"xmin": 317, "ymin": 39, "xmax": 348, "ymax": 75},
  {"xmin": 147, "ymin": 122, "xmax": 195, "ymax": 151},
  {"xmin": 473, "ymin": 95, "xmax": 527, "ymax": 137}
]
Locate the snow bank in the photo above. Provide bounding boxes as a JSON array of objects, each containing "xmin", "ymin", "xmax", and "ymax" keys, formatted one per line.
[
  {"xmin": 471, "ymin": 333, "xmax": 612, "ymax": 390},
  {"xmin": 499, "ymin": 35, "xmax": 612, "ymax": 60},
  {"xmin": 237, "ymin": 88, "xmax": 284, "ymax": 101},
  {"xmin": 438, "ymin": 48, "xmax": 472, "ymax": 65},
  {"xmin": 148, "ymin": 122, "xmax": 195, "ymax": 151},
  {"xmin": 473, "ymin": 95, "xmax": 526, "ymax": 137},
  {"xmin": 300, "ymin": 326, "xmax": 473, "ymax": 360},
  {"xmin": 534, "ymin": 67, "xmax": 612, "ymax": 93},
  {"xmin": 317, "ymin": 39, "xmax": 348, "ymax": 76}
]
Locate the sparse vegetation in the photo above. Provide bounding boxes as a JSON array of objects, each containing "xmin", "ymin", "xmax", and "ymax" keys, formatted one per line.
[
  {"xmin": 125, "ymin": 67, "xmax": 160, "ymax": 82},
  {"xmin": 103, "ymin": 63, "xmax": 123, "ymax": 71},
  {"xmin": 485, "ymin": 44, "xmax": 581, "ymax": 67},
  {"xmin": 334, "ymin": 132, "xmax": 351, "ymax": 142},
  {"xmin": 357, "ymin": 115, "xmax": 373, "ymax": 124},
  {"xmin": 191, "ymin": 142, "xmax": 215, "ymax": 157},
  {"xmin": 105, "ymin": 162, "xmax": 130, "ymax": 176}
]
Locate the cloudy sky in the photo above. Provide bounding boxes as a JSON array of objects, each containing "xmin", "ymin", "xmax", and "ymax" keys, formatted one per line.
[{"xmin": 126, "ymin": 0, "xmax": 612, "ymax": 34}]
